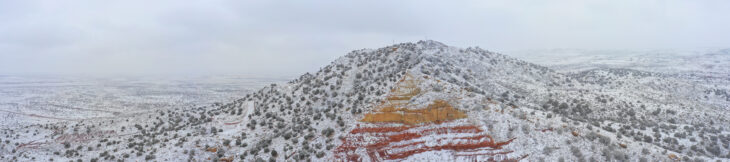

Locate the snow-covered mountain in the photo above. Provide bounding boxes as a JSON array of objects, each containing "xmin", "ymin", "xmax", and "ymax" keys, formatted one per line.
[
  {"xmin": 1, "ymin": 40, "xmax": 728, "ymax": 161},
  {"xmin": 509, "ymin": 48, "xmax": 730, "ymax": 79}
]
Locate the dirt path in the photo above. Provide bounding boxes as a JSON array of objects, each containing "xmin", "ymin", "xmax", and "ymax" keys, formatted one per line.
[
  {"xmin": 0, "ymin": 109, "xmax": 79, "ymax": 121},
  {"xmin": 48, "ymin": 104, "xmax": 122, "ymax": 115}
]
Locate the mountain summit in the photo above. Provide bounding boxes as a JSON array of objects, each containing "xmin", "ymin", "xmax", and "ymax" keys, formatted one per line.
[
  {"xmin": 5, "ymin": 41, "xmax": 728, "ymax": 161},
  {"xmin": 217, "ymin": 40, "xmax": 728, "ymax": 161}
]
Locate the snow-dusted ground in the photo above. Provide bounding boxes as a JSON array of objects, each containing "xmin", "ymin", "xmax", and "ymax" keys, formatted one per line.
[
  {"xmin": 507, "ymin": 48, "xmax": 730, "ymax": 76},
  {"xmin": 0, "ymin": 75, "xmax": 287, "ymax": 128},
  {"xmin": 1, "ymin": 41, "xmax": 728, "ymax": 162}
]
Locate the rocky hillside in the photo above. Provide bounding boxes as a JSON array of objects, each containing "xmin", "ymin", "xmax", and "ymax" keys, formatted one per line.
[{"xmin": 2, "ymin": 40, "xmax": 729, "ymax": 161}]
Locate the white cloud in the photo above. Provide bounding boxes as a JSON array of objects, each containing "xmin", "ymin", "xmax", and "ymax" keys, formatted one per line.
[{"xmin": 1, "ymin": 0, "xmax": 728, "ymax": 76}]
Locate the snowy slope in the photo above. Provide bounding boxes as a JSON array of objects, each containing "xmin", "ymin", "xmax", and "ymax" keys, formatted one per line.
[{"xmin": 1, "ymin": 41, "xmax": 728, "ymax": 162}]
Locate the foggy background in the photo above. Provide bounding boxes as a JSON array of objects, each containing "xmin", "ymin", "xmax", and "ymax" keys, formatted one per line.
[{"xmin": 1, "ymin": 0, "xmax": 728, "ymax": 77}]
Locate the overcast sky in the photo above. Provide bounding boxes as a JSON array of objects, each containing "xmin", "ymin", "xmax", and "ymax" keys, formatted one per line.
[{"xmin": 1, "ymin": 0, "xmax": 728, "ymax": 77}]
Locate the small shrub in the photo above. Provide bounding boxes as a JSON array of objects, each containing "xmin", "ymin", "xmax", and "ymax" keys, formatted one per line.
[
  {"xmin": 570, "ymin": 146, "xmax": 583, "ymax": 158},
  {"xmin": 643, "ymin": 136, "xmax": 653, "ymax": 143},
  {"xmin": 217, "ymin": 148, "xmax": 226, "ymax": 158},
  {"xmin": 145, "ymin": 154, "xmax": 156, "ymax": 160},
  {"xmin": 271, "ymin": 150, "xmax": 278, "ymax": 157},
  {"xmin": 598, "ymin": 135, "xmax": 611, "ymax": 145},
  {"xmin": 641, "ymin": 148, "xmax": 650, "ymax": 155},
  {"xmin": 543, "ymin": 146, "xmax": 556, "ymax": 155},
  {"xmin": 321, "ymin": 128, "xmax": 335, "ymax": 137}
]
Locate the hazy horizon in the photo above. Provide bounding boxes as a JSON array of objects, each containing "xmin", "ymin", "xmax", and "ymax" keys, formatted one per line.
[{"xmin": 2, "ymin": 0, "xmax": 729, "ymax": 76}]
